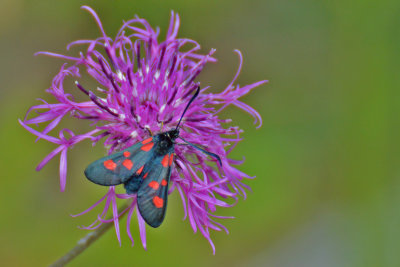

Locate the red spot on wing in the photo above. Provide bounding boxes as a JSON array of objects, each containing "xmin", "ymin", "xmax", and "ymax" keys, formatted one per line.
[
  {"xmin": 141, "ymin": 142, "xmax": 154, "ymax": 151},
  {"xmin": 153, "ymin": 196, "xmax": 164, "ymax": 208},
  {"xmin": 104, "ymin": 160, "xmax": 117, "ymax": 171},
  {"xmin": 122, "ymin": 159, "xmax": 133, "ymax": 170},
  {"xmin": 142, "ymin": 137, "xmax": 152, "ymax": 144},
  {"xmin": 143, "ymin": 173, "xmax": 149, "ymax": 179},
  {"xmin": 169, "ymin": 154, "xmax": 174, "ymax": 166},
  {"xmin": 148, "ymin": 181, "xmax": 159, "ymax": 190},
  {"xmin": 123, "ymin": 151, "xmax": 130, "ymax": 157},
  {"xmin": 161, "ymin": 154, "xmax": 169, "ymax": 167},
  {"xmin": 136, "ymin": 166, "xmax": 144, "ymax": 175},
  {"xmin": 161, "ymin": 179, "xmax": 167, "ymax": 186}
]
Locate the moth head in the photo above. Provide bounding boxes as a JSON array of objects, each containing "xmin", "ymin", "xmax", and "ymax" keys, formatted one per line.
[{"xmin": 167, "ymin": 129, "xmax": 180, "ymax": 140}]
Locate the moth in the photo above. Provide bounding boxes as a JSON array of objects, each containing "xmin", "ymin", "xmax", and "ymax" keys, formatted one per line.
[{"xmin": 84, "ymin": 87, "xmax": 221, "ymax": 227}]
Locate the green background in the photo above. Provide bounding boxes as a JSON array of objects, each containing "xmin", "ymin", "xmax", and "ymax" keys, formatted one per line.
[{"xmin": 1, "ymin": 0, "xmax": 399, "ymax": 266}]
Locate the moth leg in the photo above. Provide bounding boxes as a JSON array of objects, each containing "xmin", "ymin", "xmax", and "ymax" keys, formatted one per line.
[{"xmin": 145, "ymin": 126, "xmax": 153, "ymax": 136}]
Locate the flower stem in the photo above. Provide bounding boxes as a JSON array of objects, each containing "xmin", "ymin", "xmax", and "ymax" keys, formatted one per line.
[{"xmin": 49, "ymin": 201, "xmax": 130, "ymax": 267}]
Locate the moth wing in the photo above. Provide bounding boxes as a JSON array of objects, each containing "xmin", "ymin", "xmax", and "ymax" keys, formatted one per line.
[
  {"xmin": 84, "ymin": 137, "xmax": 155, "ymax": 186},
  {"xmin": 137, "ymin": 153, "xmax": 173, "ymax": 228}
]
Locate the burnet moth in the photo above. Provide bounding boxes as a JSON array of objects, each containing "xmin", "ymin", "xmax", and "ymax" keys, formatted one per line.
[{"xmin": 84, "ymin": 86, "xmax": 221, "ymax": 228}]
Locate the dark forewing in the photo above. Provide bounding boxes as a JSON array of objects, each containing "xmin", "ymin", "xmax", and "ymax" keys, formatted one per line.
[
  {"xmin": 137, "ymin": 153, "xmax": 173, "ymax": 228},
  {"xmin": 84, "ymin": 137, "xmax": 154, "ymax": 186}
]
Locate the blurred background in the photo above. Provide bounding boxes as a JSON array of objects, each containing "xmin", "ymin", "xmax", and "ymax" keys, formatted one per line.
[{"xmin": 1, "ymin": 0, "xmax": 399, "ymax": 266}]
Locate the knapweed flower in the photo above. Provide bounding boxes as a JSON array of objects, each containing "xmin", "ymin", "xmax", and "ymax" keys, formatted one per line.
[{"xmin": 20, "ymin": 6, "xmax": 267, "ymax": 253}]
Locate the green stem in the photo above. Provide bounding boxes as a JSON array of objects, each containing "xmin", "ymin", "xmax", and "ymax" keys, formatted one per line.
[{"xmin": 49, "ymin": 201, "xmax": 130, "ymax": 267}]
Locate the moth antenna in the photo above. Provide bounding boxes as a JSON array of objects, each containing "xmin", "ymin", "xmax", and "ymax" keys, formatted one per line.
[
  {"xmin": 178, "ymin": 137, "xmax": 222, "ymax": 166},
  {"xmin": 175, "ymin": 86, "xmax": 200, "ymax": 130}
]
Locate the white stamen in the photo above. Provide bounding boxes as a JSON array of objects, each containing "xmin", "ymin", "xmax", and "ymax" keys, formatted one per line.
[
  {"xmin": 174, "ymin": 98, "xmax": 183, "ymax": 107},
  {"xmin": 120, "ymin": 94, "xmax": 126, "ymax": 102},
  {"xmin": 160, "ymin": 104, "xmax": 166, "ymax": 113},
  {"xmin": 117, "ymin": 70, "xmax": 126, "ymax": 81},
  {"xmin": 130, "ymin": 131, "xmax": 138, "ymax": 138},
  {"xmin": 162, "ymin": 80, "xmax": 168, "ymax": 90},
  {"xmin": 97, "ymin": 87, "xmax": 106, "ymax": 93},
  {"xmin": 109, "ymin": 108, "xmax": 118, "ymax": 114}
]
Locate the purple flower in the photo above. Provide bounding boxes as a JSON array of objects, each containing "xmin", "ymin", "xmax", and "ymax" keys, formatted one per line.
[{"xmin": 21, "ymin": 6, "xmax": 267, "ymax": 253}]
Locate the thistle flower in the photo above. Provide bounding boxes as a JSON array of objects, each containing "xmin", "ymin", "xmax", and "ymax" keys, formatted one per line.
[{"xmin": 20, "ymin": 6, "xmax": 267, "ymax": 253}]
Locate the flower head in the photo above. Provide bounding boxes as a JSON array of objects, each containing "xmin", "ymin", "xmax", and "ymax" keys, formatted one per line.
[{"xmin": 21, "ymin": 6, "xmax": 267, "ymax": 253}]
